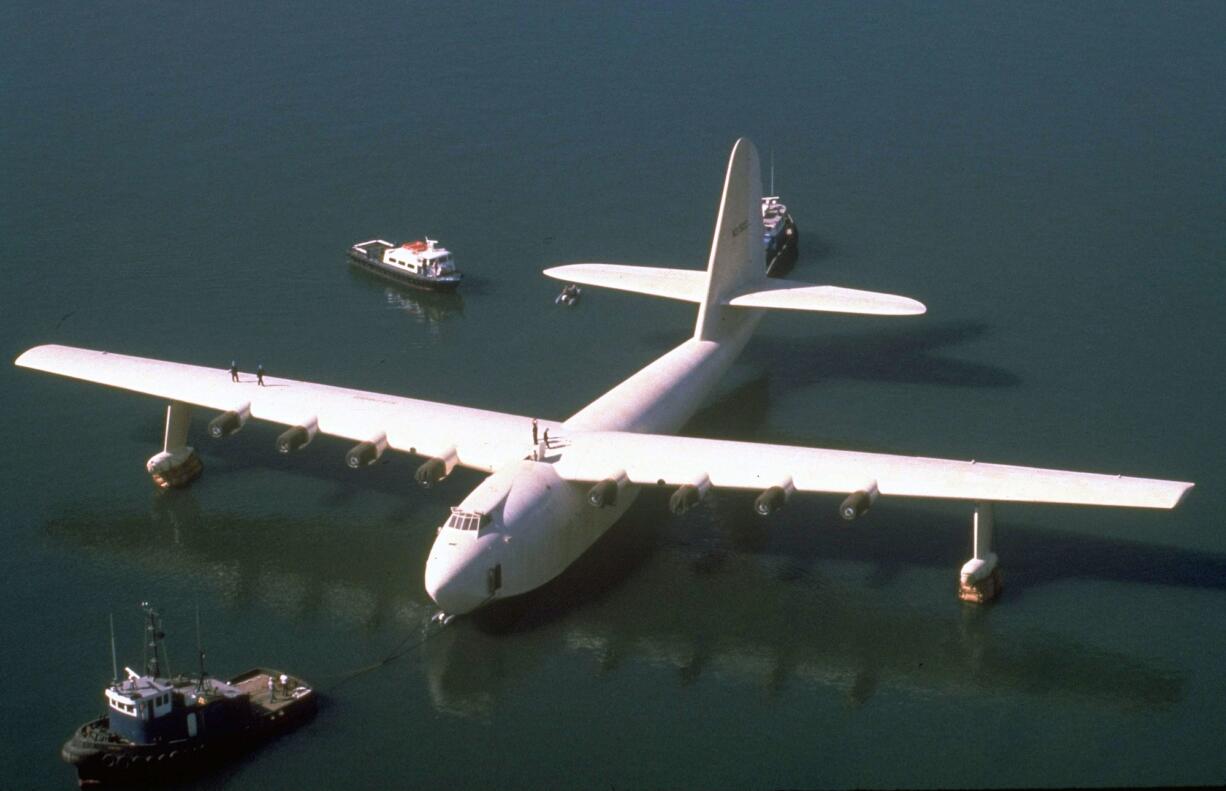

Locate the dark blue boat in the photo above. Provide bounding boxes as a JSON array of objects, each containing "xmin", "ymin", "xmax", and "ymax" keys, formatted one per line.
[
  {"xmin": 61, "ymin": 606, "xmax": 316, "ymax": 786},
  {"xmin": 762, "ymin": 194, "xmax": 799, "ymax": 277}
]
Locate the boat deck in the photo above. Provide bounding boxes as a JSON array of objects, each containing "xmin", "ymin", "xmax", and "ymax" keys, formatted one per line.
[{"xmin": 231, "ymin": 671, "xmax": 312, "ymax": 715}]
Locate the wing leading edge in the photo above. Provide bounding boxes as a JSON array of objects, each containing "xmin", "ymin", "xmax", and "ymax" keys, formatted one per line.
[
  {"xmin": 15, "ymin": 344, "xmax": 538, "ymax": 472},
  {"xmin": 551, "ymin": 430, "xmax": 1192, "ymax": 509}
]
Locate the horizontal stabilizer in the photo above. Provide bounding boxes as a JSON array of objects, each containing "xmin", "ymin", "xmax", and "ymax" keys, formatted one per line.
[
  {"xmin": 727, "ymin": 280, "xmax": 926, "ymax": 316},
  {"xmin": 543, "ymin": 263, "xmax": 706, "ymax": 303},
  {"xmin": 544, "ymin": 264, "xmax": 925, "ymax": 316}
]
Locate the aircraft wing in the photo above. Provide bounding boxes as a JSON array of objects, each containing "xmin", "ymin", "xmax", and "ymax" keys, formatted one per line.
[
  {"xmin": 552, "ymin": 430, "xmax": 1192, "ymax": 509},
  {"xmin": 15, "ymin": 344, "xmax": 537, "ymax": 472}
]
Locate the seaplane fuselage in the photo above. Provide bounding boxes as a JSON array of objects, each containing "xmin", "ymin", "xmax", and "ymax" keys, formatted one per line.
[{"xmin": 424, "ymin": 312, "xmax": 763, "ymax": 614}]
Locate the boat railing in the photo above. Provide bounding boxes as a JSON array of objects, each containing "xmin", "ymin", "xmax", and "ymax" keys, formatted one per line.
[{"xmin": 352, "ymin": 239, "xmax": 394, "ymax": 252}]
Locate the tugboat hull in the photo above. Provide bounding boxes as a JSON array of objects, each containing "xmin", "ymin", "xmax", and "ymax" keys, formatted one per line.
[
  {"xmin": 765, "ymin": 214, "xmax": 799, "ymax": 278},
  {"xmin": 63, "ymin": 669, "xmax": 316, "ymax": 787}
]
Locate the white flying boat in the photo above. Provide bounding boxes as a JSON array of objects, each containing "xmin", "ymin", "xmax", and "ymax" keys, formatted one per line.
[{"xmin": 15, "ymin": 139, "xmax": 1193, "ymax": 615}]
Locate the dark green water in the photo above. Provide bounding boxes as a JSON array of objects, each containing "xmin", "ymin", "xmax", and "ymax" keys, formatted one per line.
[{"xmin": 3, "ymin": 2, "xmax": 1224, "ymax": 788}]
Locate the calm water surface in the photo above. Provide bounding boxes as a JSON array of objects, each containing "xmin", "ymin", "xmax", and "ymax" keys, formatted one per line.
[{"xmin": 2, "ymin": 2, "xmax": 1224, "ymax": 788}]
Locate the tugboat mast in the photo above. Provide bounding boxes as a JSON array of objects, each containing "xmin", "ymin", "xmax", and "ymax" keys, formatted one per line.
[
  {"xmin": 194, "ymin": 605, "xmax": 211, "ymax": 694},
  {"xmin": 141, "ymin": 602, "xmax": 170, "ymax": 679},
  {"xmin": 109, "ymin": 612, "xmax": 119, "ymax": 687}
]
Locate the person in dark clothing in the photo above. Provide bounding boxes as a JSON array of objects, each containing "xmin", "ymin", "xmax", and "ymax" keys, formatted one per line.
[
  {"xmin": 230, "ymin": 360, "xmax": 239, "ymax": 382},
  {"xmin": 256, "ymin": 364, "xmax": 265, "ymax": 387},
  {"xmin": 532, "ymin": 418, "xmax": 538, "ymax": 445},
  {"xmin": 543, "ymin": 428, "xmax": 550, "ymax": 448}
]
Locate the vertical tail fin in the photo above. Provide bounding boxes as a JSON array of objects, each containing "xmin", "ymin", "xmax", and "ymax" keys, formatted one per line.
[{"xmin": 694, "ymin": 138, "xmax": 766, "ymax": 341}]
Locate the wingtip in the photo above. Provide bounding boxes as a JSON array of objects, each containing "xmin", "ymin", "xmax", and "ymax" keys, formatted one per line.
[
  {"xmin": 1172, "ymin": 481, "xmax": 1196, "ymax": 509},
  {"xmin": 14, "ymin": 344, "xmax": 58, "ymax": 368},
  {"xmin": 875, "ymin": 295, "xmax": 926, "ymax": 316},
  {"xmin": 543, "ymin": 264, "xmax": 583, "ymax": 282}
]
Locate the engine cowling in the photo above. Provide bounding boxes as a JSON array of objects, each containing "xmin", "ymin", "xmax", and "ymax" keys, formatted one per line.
[
  {"xmin": 346, "ymin": 439, "xmax": 385, "ymax": 468},
  {"xmin": 587, "ymin": 471, "xmax": 628, "ymax": 508},
  {"xmin": 839, "ymin": 484, "xmax": 879, "ymax": 521},
  {"xmin": 207, "ymin": 404, "xmax": 250, "ymax": 439},
  {"xmin": 416, "ymin": 446, "xmax": 459, "ymax": 488},
  {"xmin": 669, "ymin": 475, "xmax": 711, "ymax": 515},
  {"xmin": 587, "ymin": 479, "xmax": 619, "ymax": 508},
  {"xmin": 276, "ymin": 420, "xmax": 318, "ymax": 454},
  {"xmin": 278, "ymin": 426, "xmax": 309, "ymax": 454},
  {"xmin": 415, "ymin": 458, "xmax": 447, "ymax": 487},
  {"xmin": 670, "ymin": 485, "xmax": 701, "ymax": 514},
  {"xmin": 753, "ymin": 478, "xmax": 795, "ymax": 516},
  {"xmin": 754, "ymin": 486, "xmax": 789, "ymax": 516}
]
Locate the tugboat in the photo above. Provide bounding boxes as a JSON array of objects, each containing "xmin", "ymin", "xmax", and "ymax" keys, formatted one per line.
[
  {"xmin": 349, "ymin": 237, "xmax": 463, "ymax": 291},
  {"xmin": 61, "ymin": 605, "xmax": 316, "ymax": 787},
  {"xmin": 762, "ymin": 194, "xmax": 799, "ymax": 278},
  {"xmin": 761, "ymin": 153, "xmax": 799, "ymax": 277}
]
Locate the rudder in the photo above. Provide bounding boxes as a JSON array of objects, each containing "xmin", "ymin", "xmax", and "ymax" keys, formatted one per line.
[{"xmin": 694, "ymin": 138, "xmax": 766, "ymax": 341}]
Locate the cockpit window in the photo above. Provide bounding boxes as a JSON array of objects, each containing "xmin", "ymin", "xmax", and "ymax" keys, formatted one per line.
[{"xmin": 445, "ymin": 508, "xmax": 485, "ymax": 531}]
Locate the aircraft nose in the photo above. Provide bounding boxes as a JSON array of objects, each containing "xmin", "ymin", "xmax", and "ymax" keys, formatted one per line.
[{"xmin": 424, "ymin": 551, "xmax": 489, "ymax": 615}]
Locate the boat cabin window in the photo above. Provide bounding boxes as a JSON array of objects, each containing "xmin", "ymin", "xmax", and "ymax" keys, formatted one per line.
[{"xmin": 111, "ymin": 699, "xmax": 137, "ymax": 715}]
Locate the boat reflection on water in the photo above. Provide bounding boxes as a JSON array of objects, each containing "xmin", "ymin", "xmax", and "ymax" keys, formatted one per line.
[
  {"xmin": 347, "ymin": 266, "xmax": 464, "ymax": 334},
  {"xmin": 46, "ymin": 489, "xmax": 1185, "ymax": 724}
]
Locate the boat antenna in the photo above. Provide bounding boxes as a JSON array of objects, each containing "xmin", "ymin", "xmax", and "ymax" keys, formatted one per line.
[
  {"xmin": 195, "ymin": 604, "xmax": 211, "ymax": 694},
  {"xmin": 109, "ymin": 612, "xmax": 119, "ymax": 687}
]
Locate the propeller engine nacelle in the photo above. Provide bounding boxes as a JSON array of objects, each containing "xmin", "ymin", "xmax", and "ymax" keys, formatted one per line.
[
  {"xmin": 416, "ymin": 446, "xmax": 459, "ymax": 487},
  {"xmin": 669, "ymin": 474, "xmax": 711, "ymax": 515},
  {"xmin": 346, "ymin": 434, "xmax": 388, "ymax": 468},
  {"xmin": 207, "ymin": 403, "xmax": 251, "ymax": 438},
  {"xmin": 839, "ymin": 482, "xmax": 879, "ymax": 521},
  {"xmin": 587, "ymin": 471, "xmax": 629, "ymax": 508},
  {"xmin": 276, "ymin": 419, "xmax": 318, "ymax": 454},
  {"xmin": 754, "ymin": 478, "xmax": 796, "ymax": 516}
]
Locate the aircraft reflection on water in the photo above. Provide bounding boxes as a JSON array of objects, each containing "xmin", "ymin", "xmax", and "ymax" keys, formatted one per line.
[{"xmin": 46, "ymin": 490, "xmax": 1184, "ymax": 721}]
